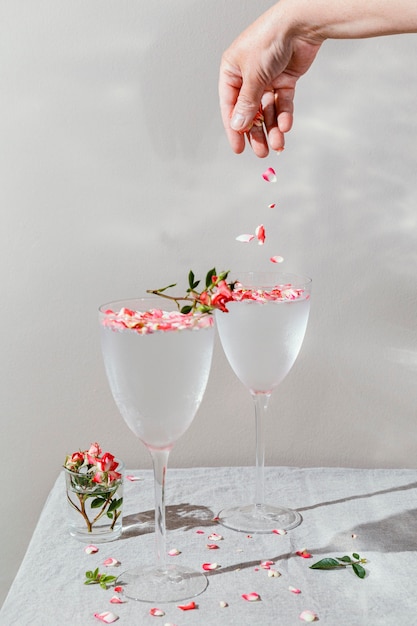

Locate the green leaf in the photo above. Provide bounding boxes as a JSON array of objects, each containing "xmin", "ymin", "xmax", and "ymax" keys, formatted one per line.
[
  {"xmin": 337, "ymin": 556, "xmax": 353, "ymax": 563},
  {"xmin": 155, "ymin": 283, "xmax": 177, "ymax": 293},
  {"xmin": 352, "ymin": 553, "xmax": 360, "ymax": 560},
  {"xmin": 188, "ymin": 270, "xmax": 195, "ymax": 289},
  {"xmin": 310, "ymin": 558, "xmax": 342, "ymax": 570},
  {"xmin": 108, "ymin": 498, "xmax": 122, "ymax": 513},
  {"xmin": 352, "ymin": 563, "xmax": 366, "ymax": 579},
  {"xmin": 205, "ymin": 268, "xmax": 216, "ymax": 288},
  {"xmin": 91, "ymin": 497, "xmax": 106, "ymax": 508},
  {"xmin": 180, "ymin": 305, "xmax": 193, "ymax": 314}
]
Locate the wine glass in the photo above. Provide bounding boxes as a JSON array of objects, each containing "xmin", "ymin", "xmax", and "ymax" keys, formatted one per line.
[
  {"xmin": 99, "ymin": 298, "xmax": 215, "ymax": 602},
  {"xmin": 215, "ymin": 271, "xmax": 311, "ymax": 533}
]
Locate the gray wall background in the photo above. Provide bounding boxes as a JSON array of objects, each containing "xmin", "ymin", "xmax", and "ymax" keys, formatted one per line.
[{"xmin": 1, "ymin": 0, "xmax": 416, "ymax": 605}]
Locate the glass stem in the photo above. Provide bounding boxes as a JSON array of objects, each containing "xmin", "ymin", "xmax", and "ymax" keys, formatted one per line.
[
  {"xmin": 149, "ymin": 448, "xmax": 170, "ymax": 571},
  {"xmin": 251, "ymin": 392, "xmax": 271, "ymax": 508}
]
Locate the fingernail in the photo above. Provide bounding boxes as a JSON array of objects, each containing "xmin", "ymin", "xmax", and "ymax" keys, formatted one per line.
[{"xmin": 231, "ymin": 113, "xmax": 246, "ymax": 131}]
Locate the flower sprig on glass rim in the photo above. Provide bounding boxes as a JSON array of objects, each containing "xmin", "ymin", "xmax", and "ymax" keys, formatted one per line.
[
  {"xmin": 64, "ymin": 443, "xmax": 123, "ymax": 534},
  {"xmin": 147, "ymin": 267, "xmax": 235, "ymax": 314},
  {"xmin": 84, "ymin": 567, "xmax": 117, "ymax": 589},
  {"xmin": 310, "ymin": 553, "xmax": 367, "ymax": 579}
]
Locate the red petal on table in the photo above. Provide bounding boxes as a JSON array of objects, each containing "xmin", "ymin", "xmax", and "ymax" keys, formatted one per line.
[
  {"xmin": 262, "ymin": 167, "xmax": 277, "ymax": 183},
  {"xmin": 109, "ymin": 596, "xmax": 124, "ymax": 604},
  {"xmin": 94, "ymin": 612, "xmax": 119, "ymax": 623},
  {"xmin": 206, "ymin": 544, "xmax": 219, "ymax": 550},
  {"xmin": 168, "ymin": 548, "xmax": 181, "ymax": 556},
  {"xmin": 177, "ymin": 601, "xmax": 197, "ymax": 611},
  {"xmin": 272, "ymin": 528, "xmax": 287, "ymax": 535},
  {"xmin": 270, "ymin": 255, "xmax": 284, "ymax": 264},
  {"xmin": 242, "ymin": 593, "xmax": 260, "ymax": 602},
  {"xmin": 260, "ymin": 560, "xmax": 274, "ymax": 569},
  {"xmin": 103, "ymin": 558, "xmax": 120, "ymax": 567},
  {"xmin": 149, "ymin": 608, "xmax": 165, "ymax": 616},
  {"xmin": 202, "ymin": 562, "xmax": 219, "ymax": 570},
  {"xmin": 299, "ymin": 610, "xmax": 318, "ymax": 622},
  {"xmin": 85, "ymin": 544, "xmax": 99, "ymax": 554},
  {"xmin": 126, "ymin": 474, "xmax": 142, "ymax": 481},
  {"xmin": 296, "ymin": 550, "xmax": 312, "ymax": 559},
  {"xmin": 208, "ymin": 533, "xmax": 223, "ymax": 541},
  {"xmin": 236, "ymin": 234, "xmax": 255, "ymax": 243},
  {"xmin": 289, "ymin": 586, "xmax": 302, "ymax": 594},
  {"xmin": 255, "ymin": 224, "xmax": 265, "ymax": 245},
  {"xmin": 268, "ymin": 203, "xmax": 276, "ymax": 209},
  {"xmin": 113, "ymin": 586, "xmax": 123, "ymax": 593},
  {"xmin": 196, "ymin": 530, "xmax": 205, "ymax": 534}
]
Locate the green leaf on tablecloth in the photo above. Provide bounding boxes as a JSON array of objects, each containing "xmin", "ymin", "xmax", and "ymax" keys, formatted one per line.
[
  {"xmin": 352, "ymin": 553, "xmax": 360, "ymax": 560},
  {"xmin": 310, "ymin": 558, "xmax": 342, "ymax": 569},
  {"xmin": 352, "ymin": 563, "xmax": 366, "ymax": 579},
  {"xmin": 337, "ymin": 555, "xmax": 353, "ymax": 563}
]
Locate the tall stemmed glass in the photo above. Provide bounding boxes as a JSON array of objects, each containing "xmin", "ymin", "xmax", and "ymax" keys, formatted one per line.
[
  {"xmin": 215, "ymin": 272, "xmax": 311, "ymax": 533},
  {"xmin": 99, "ymin": 298, "xmax": 214, "ymax": 602}
]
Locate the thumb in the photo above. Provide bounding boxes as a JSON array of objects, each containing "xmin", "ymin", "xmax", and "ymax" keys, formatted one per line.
[{"xmin": 230, "ymin": 85, "xmax": 264, "ymax": 132}]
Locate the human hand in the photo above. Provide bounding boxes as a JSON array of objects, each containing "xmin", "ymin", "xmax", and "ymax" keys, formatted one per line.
[{"xmin": 219, "ymin": 4, "xmax": 323, "ymax": 157}]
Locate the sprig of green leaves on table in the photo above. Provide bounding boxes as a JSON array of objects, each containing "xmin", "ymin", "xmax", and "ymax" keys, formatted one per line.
[
  {"xmin": 84, "ymin": 567, "xmax": 117, "ymax": 589},
  {"xmin": 310, "ymin": 553, "xmax": 367, "ymax": 579}
]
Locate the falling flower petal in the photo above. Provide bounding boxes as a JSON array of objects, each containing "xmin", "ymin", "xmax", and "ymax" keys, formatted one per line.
[
  {"xmin": 242, "ymin": 593, "xmax": 260, "ymax": 602},
  {"xmin": 85, "ymin": 545, "xmax": 99, "ymax": 554},
  {"xmin": 260, "ymin": 560, "xmax": 275, "ymax": 569},
  {"xmin": 236, "ymin": 234, "xmax": 255, "ymax": 243},
  {"xmin": 94, "ymin": 612, "xmax": 119, "ymax": 623},
  {"xmin": 126, "ymin": 474, "xmax": 142, "ymax": 481},
  {"xmin": 255, "ymin": 224, "xmax": 266, "ymax": 245},
  {"xmin": 114, "ymin": 586, "xmax": 123, "ymax": 593},
  {"xmin": 270, "ymin": 256, "xmax": 284, "ymax": 264},
  {"xmin": 168, "ymin": 548, "xmax": 181, "ymax": 556},
  {"xmin": 296, "ymin": 550, "xmax": 312, "ymax": 559},
  {"xmin": 268, "ymin": 203, "xmax": 276, "ymax": 209},
  {"xmin": 272, "ymin": 528, "xmax": 287, "ymax": 535},
  {"xmin": 219, "ymin": 601, "xmax": 228, "ymax": 608},
  {"xmin": 110, "ymin": 596, "xmax": 124, "ymax": 604},
  {"xmin": 206, "ymin": 544, "xmax": 219, "ymax": 550},
  {"xmin": 149, "ymin": 608, "xmax": 165, "ymax": 617},
  {"xmin": 262, "ymin": 167, "xmax": 277, "ymax": 183},
  {"xmin": 202, "ymin": 562, "xmax": 220, "ymax": 571},
  {"xmin": 208, "ymin": 533, "xmax": 223, "ymax": 541},
  {"xmin": 268, "ymin": 569, "xmax": 281, "ymax": 578},
  {"xmin": 299, "ymin": 610, "xmax": 318, "ymax": 622},
  {"xmin": 177, "ymin": 601, "xmax": 197, "ymax": 611},
  {"xmin": 289, "ymin": 586, "xmax": 302, "ymax": 594},
  {"xmin": 103, "ymin": 558, "xmax": 120, "ymax": 567}
]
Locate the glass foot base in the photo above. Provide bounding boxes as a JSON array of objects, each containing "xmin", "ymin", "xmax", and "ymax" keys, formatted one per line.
[
  {"xmin": 217, "ymin": 503, "xmax": 302, "ymax": 534},
  {"xmin": 117, "ymin": 564, "xmax": 208, "ymax": 603}
]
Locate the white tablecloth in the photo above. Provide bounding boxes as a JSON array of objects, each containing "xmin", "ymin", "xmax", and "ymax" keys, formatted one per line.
[{"xmin": 1, "ymin": 466, "xmax": 417, "ymax": 625}]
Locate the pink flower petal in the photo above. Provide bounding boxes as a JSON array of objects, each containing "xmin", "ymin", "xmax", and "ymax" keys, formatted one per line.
[
  {"xmin": 289, "ymin": 586, "xmax": 302, "ymax": 594},
  {"xmin": 255, "ymin": 224, "xmax": 266, "ymax": 245},
  {"xmin": 94, "ymin": 612, "xmax": 119, "ymax": 623},
  {"xmin": 168, "ymin": 548, "xmax": 181, "ymax": 556},
  {"xmin": 110, "ymin": 596, "xmax": 124, "ymax": 604},
  {"xmin": 103, "ymin": 558, "xmax": 120, "ymax": 567},
  {"xmin": 299, "ymin": 610, "xmax": 318, "ymax": 622},
  {"xmin": 236, "ymin": 234, "xmax": 255, "ymax": 243},
  {"xmin": 113, "ymin": 586, "xmax": 123, "ymax": 593},
  {"xmin": 196, "ymin": 530, "xmax": 205, "ymax": 534},
  {"xmin": 202, "ymin": 562, "xmax": 220, "ymax": 571},
  {"xmin": 207, "ymin": 533, "xmax": 223, "ymax": 541},
  {"xmin": 206, "ymin": 544, "xmax": 219, "ymax": 550},
  {"xmin": 85, "ymin": 545, "xmax": 99, "ymax": 554},
  {"xmin": 242, "ymin": 593, "xmax": 261, "ymax": 602},
  {"xmin": 268, "ymin": 203, "xmax": 276, "ymax": 209},
  {"xmin": 149, "ymin": 608, "xmax": 165, "ymax": 617},
  {"xmin": 126, "ymin": 474, "xmax": 142, "ymax": 481},
  {"xmin": 270, "ymin": 255, "xmax": 284, "ymax": 264},
  {"xmin": 262, "ymin": 167, "xmax": 277, "ymax": 183},
  {"xmin": 296, "ymin": 550, "xmax": 312, "ymax": 559},
  {"xmin": 260, "ymin": 560, "xmax": 275, "ymax": 569},
  {"xmin": 272, "ymin": 528, "xmax": 287, "ymax": 535},
  {"xmin": 177, "ymin": 601, "xmax": 197, "ymax": 611}
]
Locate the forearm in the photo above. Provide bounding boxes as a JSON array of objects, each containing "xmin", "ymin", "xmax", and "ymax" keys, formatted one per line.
[{"xmin": 274, "ymin": 0, "xmax": 417, "ymax": 42}]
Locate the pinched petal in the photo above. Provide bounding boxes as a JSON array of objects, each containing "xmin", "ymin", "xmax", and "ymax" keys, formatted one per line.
[
  {"xmin": 236, "ymin": 234, "xmax": 255, "ymax": 243},
  {"xmin": 177, "ymin": 601, "xmax": 197, "ymax": 611},
  {"xmin": 149, "ymin": 608, "xmax": 165, "ymax": 616},
  {"xmin": 262, "ymin": 167, "xmax": 277, "ymax": 183},
  {"xmin": 296, "ymin": 550, "xmax": 312, "ymax": 559},
  {"xmin": 289, "ymin": 586, "xmax": 302, "ymax": 594},
  {"xmin": 168, "ymin": 548, "xmax": 181, "ymax": 556},
  {"xmin": 260, "ymin": 560, "xmax": 275, "ymax": 569},
  {"xmin": 272, "ymin": 529, "xmax": 287, "ymax": 535},
  {"xmin": 103, "ymin": 558, "xmax": 120, "ymax": 567},
  {"xmin": 299, "ymin": 610, "xmax": 318, "ymax": 622},
  {"xmin": 206, "ymin": 544, "xmax": 219, "ymax": 550},
  {"xmin": 113, "ymin": 586, "xmax": 123, "ymax": 593},
  {"xmin": 255, "ymin": 224, "xmax": 266, "ymax": 245},
  {"xmin": 196, "ymin": 530, "xmax": 205, "ymax": 534},
  {"xmin": 94, "ymin": 612, "xmax": 119, "ymax": 623},
  {"xmin": 270, "ymin": 256, "xmax": 284, "ymax": 264},
  {"xmin": 208, "ymin": 533, "xmax": 223, "ymax": 541},
  {"xmin": 268, "ymin": 203, "xmax": 276, "ymax": 209},
  {"xmin": 242, "ymin": 591, "xmax": 260, "ymax": 601},
  {"xmin": 85, "ymin": 545, "xmax": 99, "ymax": 554},
  {"xmin": 109, "ymin": 596, "xmax": 124, "ymax": 604},
  {"xmin": 202, "ymin": 562, "xmax": 219, "ymax": 571},
  {"xmin": 126, "ymin": 474, "xmax": 142, "ymax": 481}
]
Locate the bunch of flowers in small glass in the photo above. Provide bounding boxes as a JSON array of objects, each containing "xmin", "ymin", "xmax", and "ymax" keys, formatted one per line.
[{"xmin": 64, "ymin": 443, "xmax": 124, "ymax": 542}]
